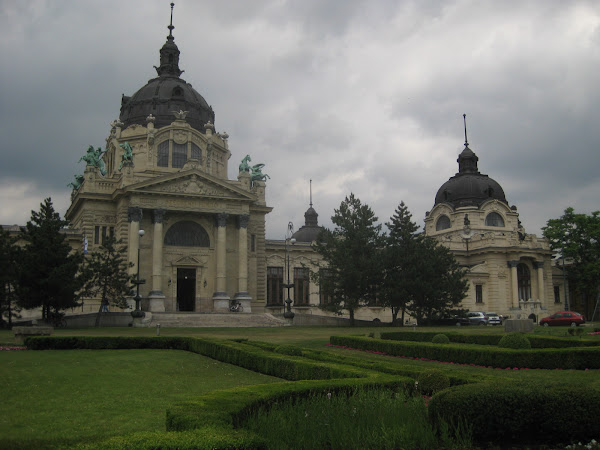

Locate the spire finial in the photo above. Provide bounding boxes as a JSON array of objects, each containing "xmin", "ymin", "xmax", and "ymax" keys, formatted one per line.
[
  {"xmin": 168, "ymin": 3, "xmax": 175, "ymax": 37},
  {"xmin": 463, "ymin": 113, "xmax": 469, "ymax": 146},
  {"xmin": 309, "ymin": 179, "xmax": 313, "ymax": 208}
]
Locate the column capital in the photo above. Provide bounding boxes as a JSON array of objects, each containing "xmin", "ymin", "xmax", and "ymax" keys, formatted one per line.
[
  {"xmin": 152, "ymin": 209, "xmax": 166, "ymax": 224},
  {"xmin": 533, "ymin": 261, "xmax": 545, "ymax": 269},
  {"xmin": 215, "ymin": 213, "xmax": 229, "ymax": 228},
  {"xmin": 507, "ymin": 260, "xmax": 519, "ymax": 268},
  {"xmin": 128, "ymin": 206, "xmax": 142, "ymax": 223},
  {"xmin": 237, "ymin": 214, "xmax": 250, "ymax": 229}
]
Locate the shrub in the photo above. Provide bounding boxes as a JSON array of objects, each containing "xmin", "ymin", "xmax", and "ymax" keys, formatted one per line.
[
  {"xmin": 497, "ymin": 332, "xmax": 531, "ymax": 349},
  {"xmin": 431, "ymin": 334, "xmax": 450, "ymax": 344},
  {"xmin": 417, "ymin": 370, "xmax": 450, "ymax": 396},
  {"xmin": 274, "ymin": 345, "xmax": 303, "ymax": 357},
  {"xmin": 429, "ymin": 382, "xmax": 600, "ymax": 446}
]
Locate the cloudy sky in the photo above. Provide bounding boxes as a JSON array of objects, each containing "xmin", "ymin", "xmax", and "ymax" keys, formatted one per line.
[{"xmin": 1, "ymin": 0, "xmax": 599, "ymax": 239}]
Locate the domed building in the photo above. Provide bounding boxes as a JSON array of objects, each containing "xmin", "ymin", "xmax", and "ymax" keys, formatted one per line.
[
  {"xmin": 424, "ymin": 130, "xmax": 565, "ymax": 321},
  {"xmin": 66, "ymin": 9, "xmax": 273, "ymax": 318}
]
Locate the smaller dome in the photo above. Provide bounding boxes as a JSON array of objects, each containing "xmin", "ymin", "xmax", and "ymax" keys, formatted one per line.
[
  {"xmin": 434, "ymin": 143, "xmax": 507, "ymax": 208},
  {"xmin": 292, "ymin": 205, "xmax": 323, "ymax": 243}
]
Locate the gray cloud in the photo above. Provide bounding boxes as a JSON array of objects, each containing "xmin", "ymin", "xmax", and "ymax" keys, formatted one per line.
[{"xmin": 1, "ymin": 0, "xmax": 599, "ymax": 239}]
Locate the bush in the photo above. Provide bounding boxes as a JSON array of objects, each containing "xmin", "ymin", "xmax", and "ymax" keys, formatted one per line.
[
  {"xmin": 497, "ymin": 332, "xmax": 531, "ymax": 349},
  {"xmin": 274, "ymin": 345, "xmax": 303, "ymax": 357},
  {"xmin": 429, "ymin": 382, "xmax": 600, "ymax": 446},
  {"xmin": 431, "ymin": 334, "xmax": 450, "ymax": 344},
  {"xmin": 568, "ymin": 327, "xmax": 585, "ymax": 337},
  {"xmin": 416, "ymin": 370, "xmax": 450, "ymax": 396}
]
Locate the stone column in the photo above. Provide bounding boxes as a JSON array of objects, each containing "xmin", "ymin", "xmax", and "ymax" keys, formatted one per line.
[
  {"xmin": 148, "ymin": 209, "xmax": 166, "ymax": 312},
  {"xmin": 212, "ymin": 213, "xmax": 230, "ymax": 310},
  {"xmin": 127, "ymin": 207, "xmax": 142, "ymax": 310},
  {"xmin": 534, "ymin": 261, "xmax": 545, "ymax": 303},
  {"xmin": 508, "ymin": 260, "xmax": 519, "ymax": 309},
  {"xmin": 233, "ymin": 215, "xmax": 251, "ymax": 312}
]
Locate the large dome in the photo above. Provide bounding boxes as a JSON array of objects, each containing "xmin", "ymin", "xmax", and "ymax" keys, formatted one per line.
[
  {"xmin": 119, "ymin": 16, "xmax": 214, "ymax": 132},
  {"xmin": 434, "ymin": 144, "xmax": 507, "ymax": 208}
]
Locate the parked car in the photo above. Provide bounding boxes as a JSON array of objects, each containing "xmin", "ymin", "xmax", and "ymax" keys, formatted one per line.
[
  {"xmin": 485, "ymin": 312, "xmax": 502, "ymax": 326},
  {"xmin": 467, "ymin": 311, "xmax": 489, "ymax": 325},
  {"xmin": 539, "ymin": 311, "xmax": 585, "ymax": 327},
  {"xmin": 431, "ymin": 314, "xmax": 470, "ymax": 326}
]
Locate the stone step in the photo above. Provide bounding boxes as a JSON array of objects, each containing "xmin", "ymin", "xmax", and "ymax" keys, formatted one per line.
[{"xmin": 148, "ymin": 312, "xmax": 288, "ymax": 328}]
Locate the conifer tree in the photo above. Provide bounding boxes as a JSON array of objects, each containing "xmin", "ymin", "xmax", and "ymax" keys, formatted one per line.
[
  {"xmin": 312, "ymin": 193, "xmax": 384, "ymax": 325},
  {"xmin": 16, "ymin": 198, "xmax": 83, "ymax": 320},
  {"xmin": 0, "ymin": 227, "xmax": 21, "ymax": 327}
]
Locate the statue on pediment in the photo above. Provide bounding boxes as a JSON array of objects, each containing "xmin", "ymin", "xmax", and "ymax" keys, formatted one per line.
[
  {"xmin": 251, "ymin": 163, "xmax": 270, "ymax": 184},
  {"xmin": 68, "ymin": 174, "xmax": 85, "ymax": 191},
  {"xmin": 118, "ymin": 142, "xmax": 134, "ymax": 171},
  {"xmin": 239, "ymin": 155, "xmax": 252, "ymax": 173}
]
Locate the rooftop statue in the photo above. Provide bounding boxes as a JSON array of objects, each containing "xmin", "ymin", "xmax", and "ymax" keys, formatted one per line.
[
  {"xmin": 68, "ymin": 174, "xmax": 85, "ymax": 191},
  {"xmin": 79, "ymin": 145, "xmax": 106, "ymax": 176},
  {"xmin": 251, "ymin": 163, "xmax": 270, "ymax": 184},
  {"xmin": 239, "ymin": 155, "xmax": 252, "ymax": 173},
  {"xmin": 118, "ymin": 142, "xmax": 134, "ymax": 171}
]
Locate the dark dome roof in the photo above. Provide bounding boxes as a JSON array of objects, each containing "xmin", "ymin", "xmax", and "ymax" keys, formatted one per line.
[
  {"xmin": 292, "ymin": 206, "xmax": 323, "ymax": 243},
  {"xmin": 434, "ymin": 144, "xmax": 507, "ymax": 208},
  {"xmin": 119, "ymin": 19, "xmax": 214, "ymax": 132}
]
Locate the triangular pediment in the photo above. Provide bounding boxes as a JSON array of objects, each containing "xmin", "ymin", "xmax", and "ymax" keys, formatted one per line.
[
  {"xmin": 124, "ymin": 169, "xmax": 255, "ymax": 201},
  {"xmin": 174, "ymin": 255, "xmax": 203, "ymax": 265}
]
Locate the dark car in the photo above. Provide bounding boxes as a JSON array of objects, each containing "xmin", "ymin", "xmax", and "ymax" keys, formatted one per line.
[
  {"xmin": 539, "ymin": 311, "xmax": 585, "ymax": 327},
  {"xmin": 431, "ymin": 315, "xmax": 470, "ymax": 326}
]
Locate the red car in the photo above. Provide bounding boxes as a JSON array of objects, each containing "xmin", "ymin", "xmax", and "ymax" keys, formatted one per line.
[{"xmin": 539, "ymin": 311, "xmax": 585, "ymax": 327}]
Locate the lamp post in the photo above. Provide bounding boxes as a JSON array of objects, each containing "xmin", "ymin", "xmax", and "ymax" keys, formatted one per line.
[
  {"xmin": 132, "ymin": 229, "xmax": 146, "ymax": 317},
  {"xmin": 283, "ymin": 222, "xmax": 296, "ymax": 319},
  {"xmin": 562, "ymin": 231, "xmax": 569, "ymax": 311}
]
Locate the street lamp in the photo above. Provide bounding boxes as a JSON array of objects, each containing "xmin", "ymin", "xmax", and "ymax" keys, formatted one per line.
[
  {"xmin": 283, "ymin": 222, "xmax": 296, "ymax": 319},
  {"xmin": 562, "ymin": 231, "xmax": 570, "ymax": 311},
  {"xmin": 132, "ymin": 229, "xmax": 146, "ymax": 317}
]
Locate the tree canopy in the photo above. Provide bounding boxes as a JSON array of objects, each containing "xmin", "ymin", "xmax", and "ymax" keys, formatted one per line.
[
  {"xmin": 80, "ymin": 235, "xmax": 134, "ymax": 326},
  {"xmin": 0, "ymin": 227, "xmax": 20, "ymax": 327},
  {"xmin": 16, "ymin": 198, "xmax": 84, "ymax": 319},
  {"xmin": 312, "ymin": 193, "xmax": 384, "ymax": 325},
  {"xmin": 383, "ymin": 201, "xmax": 468, "ymax": 325},
  {"xmin": 543, "ymin": 207, "xmax": 600, "ymax": 310}
]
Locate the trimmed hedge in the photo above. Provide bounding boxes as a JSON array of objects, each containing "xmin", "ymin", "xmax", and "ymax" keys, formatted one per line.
[
  {"xmin": 380, "ymin": 330, "xmax": 600, "ymax": 348},
  {"xmin": 26, "ymin": 336, "xmax": 366, "ymax": 381},
  {"xmin": 498, "ymin": 332, "xmax": 531, "ymax": 349},
  {"xmin": 429, "ymin": 382, "xmax": 600, "ymax": 446},
  {"xmin": 331, "ymin": 335, "xmax": 600, "ymax": 369}
]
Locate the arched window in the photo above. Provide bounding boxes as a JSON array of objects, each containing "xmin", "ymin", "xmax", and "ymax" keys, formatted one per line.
[
  {"xmin": 164, "ymin": 221, "xmax": 210, "ymax": 247},
  {"xmin": 517, "ymin": 263, "xmax": 531, "ymax": 301},
  {"xmin": 157, "ymin": 141, "xmax": 169, "ymax": 167},
  {"xmin": 436, "ymin": 215, "xmax": 451, "ymax": 231},
  {"xmin": 172, "ymin": 87, "xmax": 183, "ymax": 97},
  {"xmin": 172, "ymin": 143, "xmax": 188, "ymax": 168},
  {"xmin": 191, "ymin": 143, "xmax": 202, "ymax": 162},
  {"xmin": 485, "ymin": 212, "xmax": 505, "ymax": 227}
]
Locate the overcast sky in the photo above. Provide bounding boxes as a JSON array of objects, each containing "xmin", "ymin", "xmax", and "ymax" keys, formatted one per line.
[{"xmin": 1, "ymin": 0, "xmax": 599, "ymax": 239}]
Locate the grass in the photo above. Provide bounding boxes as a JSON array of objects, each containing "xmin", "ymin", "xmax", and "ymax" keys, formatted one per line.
[
  {"xmin": 0, "ymin": 349, "xmax": 281, "ymax": 448},
  {"xmin": 243, "ymin": 388, "xmax": 472, "ymax": 450}
]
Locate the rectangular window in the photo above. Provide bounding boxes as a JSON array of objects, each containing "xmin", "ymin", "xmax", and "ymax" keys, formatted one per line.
[
  {"xmin": 94, "ymin": 226, "xmax": 100, "ymax": 245},
  {"xmin": 172, "ymin": 142, "xmax": 187, "ymax": 168},
  {"xmin": 251, "ymin": 234, "xmax": 256, "ymax": 252},
  {"xmin": 475, "ymin": 284, "xmax": 483, "ymax": 303},
  {"xmin": 109, "ymin": 227, "xmax": 115, "ymax": 239},
  {"xmin": 319, "ymin": 268, "xmax": 334, "ymax": 305},
  {"xmin": 157, "ymin": 141, "xmax": 169, "ymax": 167},
  {"xmin": 554, "ymin": 285, "xmax": 561, "ymax": 303},
  {"xmin": 294, "ymin": 267, "xmax": 310, "ymax": 305},
  {"xmin": 101, "ymin": 226, "xmax": 107, "ymax": 244},
  {"xmin": 267, "ymin": 267, "xmax": 283, "ymax": 306}
]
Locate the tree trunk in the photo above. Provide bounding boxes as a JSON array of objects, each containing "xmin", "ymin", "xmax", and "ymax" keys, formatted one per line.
[
  {"xmin": 95, "ymin": 285, "xmax": 108, "ymax": 328},
  {"xmin": 349, "ymin": 308, "xmax": 355, "ymax": 326}
]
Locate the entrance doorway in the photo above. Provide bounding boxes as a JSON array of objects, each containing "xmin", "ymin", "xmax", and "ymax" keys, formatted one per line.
[{"xmin": 177, "ymin": 268, "xmax": 196, "ymax": 311}]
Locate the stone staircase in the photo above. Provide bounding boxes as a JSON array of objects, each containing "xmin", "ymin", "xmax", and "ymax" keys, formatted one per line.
[{"xmin": 147, "ymin": 312, "xmax": 289, "ymax": 328}]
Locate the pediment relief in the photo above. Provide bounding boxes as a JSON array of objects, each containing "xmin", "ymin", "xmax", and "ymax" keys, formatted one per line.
[{"xmin": 128, "ymin": 171, "xmax": 255, "ymax": 201}]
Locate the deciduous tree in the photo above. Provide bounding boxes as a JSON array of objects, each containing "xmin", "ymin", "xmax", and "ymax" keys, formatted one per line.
[
  {"xmin": 80, "ymin": 235, "xmax": 134, "ymax": 326},
  {"xmin": 543, "ymin": 207, "xmax": 600, "ymax": 311}
]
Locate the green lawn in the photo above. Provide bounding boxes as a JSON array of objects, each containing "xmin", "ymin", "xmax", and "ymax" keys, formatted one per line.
[{"xmin": 0, "ymin": 349, "xmax": 281, "ymax": 448}]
